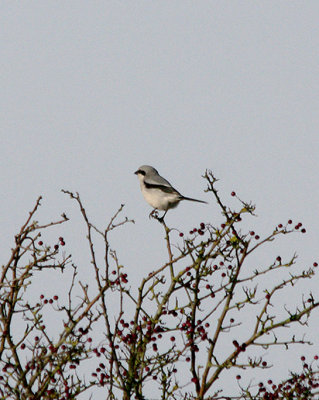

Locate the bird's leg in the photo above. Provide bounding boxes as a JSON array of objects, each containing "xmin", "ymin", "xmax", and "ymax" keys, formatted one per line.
[{"xmin": 157, "ymin": 210, "xmax": 167, "ymax": 224}]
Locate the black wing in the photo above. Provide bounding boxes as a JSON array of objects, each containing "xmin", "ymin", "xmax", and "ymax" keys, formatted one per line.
[{"xmin": 144, "ymin": 180, "xmax": 181, "ymax": 195}]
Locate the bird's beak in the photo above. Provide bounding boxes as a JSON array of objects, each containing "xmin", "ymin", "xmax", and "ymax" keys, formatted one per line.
[{"xmin": 134, "ymin": 170, "xmax": 139, "ymax": 175}]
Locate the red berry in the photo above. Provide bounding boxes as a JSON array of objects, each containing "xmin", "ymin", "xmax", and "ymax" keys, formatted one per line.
[
  {"xmin": 231, "ymin": 191, "xmax": 236, "ymax": 197},
  {"xmin": 288, "ymin": 219, "xmax": 292, "ymax": 224},
  {"xmin": 38, "ymin": 241, "xmax": 43, "ymax": 246},
  {"xmin": 313, "ymin": 262, "xmax": 318, "ymax": 267},
  {"xmin": 179, "ymin": 232, "xmax": 184, "ymax": 237},
  {"xmin": 236, "ymin": 375, "xmax": 241, "ymax": 380}
]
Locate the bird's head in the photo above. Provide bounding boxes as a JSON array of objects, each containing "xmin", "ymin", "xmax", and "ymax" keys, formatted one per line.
[{"xmin": 134, "ymin": 165, "xmax": 159, "ymax": 178}]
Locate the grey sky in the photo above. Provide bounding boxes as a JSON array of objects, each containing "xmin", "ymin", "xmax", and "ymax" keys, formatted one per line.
[{"xmin": 1, "ymin": 2, "xmax": 319, "ymax": 398}]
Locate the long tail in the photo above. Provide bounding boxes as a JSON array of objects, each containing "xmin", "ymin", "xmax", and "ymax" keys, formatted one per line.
[{"xmin": 181, "ymin": 196, "xmax": 208, "ymax": 204}]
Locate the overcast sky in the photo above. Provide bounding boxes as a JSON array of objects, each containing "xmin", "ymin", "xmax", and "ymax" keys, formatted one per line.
[{"xmin": 1, "ymin": 2, "xmax": 319, "ymax": 398}]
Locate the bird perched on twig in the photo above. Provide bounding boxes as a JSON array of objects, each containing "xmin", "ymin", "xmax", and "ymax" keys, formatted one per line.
[{"xmin": 134, "ymin": 165, "xmax": 207, "ymax": 222}]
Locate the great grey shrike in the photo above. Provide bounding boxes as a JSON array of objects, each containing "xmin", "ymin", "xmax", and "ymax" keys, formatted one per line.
[{"xmin": 134, "ymin": 165, "xmax": 207, "ymax": 221}]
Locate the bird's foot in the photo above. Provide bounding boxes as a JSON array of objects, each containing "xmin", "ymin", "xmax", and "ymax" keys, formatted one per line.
[
  {"xmin": 149, "ymin": 209, "xmax": 159, "ymax": 220},
  {"xmin": 149, "ymin": 209, "xmax": 165, "ymax": 224}
]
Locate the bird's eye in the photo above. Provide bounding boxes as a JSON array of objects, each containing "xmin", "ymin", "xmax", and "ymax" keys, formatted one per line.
[{"xmin": 134, "ymin": 169, "xmax": 146, "ymax": 176}]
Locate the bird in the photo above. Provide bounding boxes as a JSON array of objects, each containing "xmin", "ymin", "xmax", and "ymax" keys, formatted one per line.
[{"xmin": 134, "ymin": 165, "xmax": 207, "ymax": 222}]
